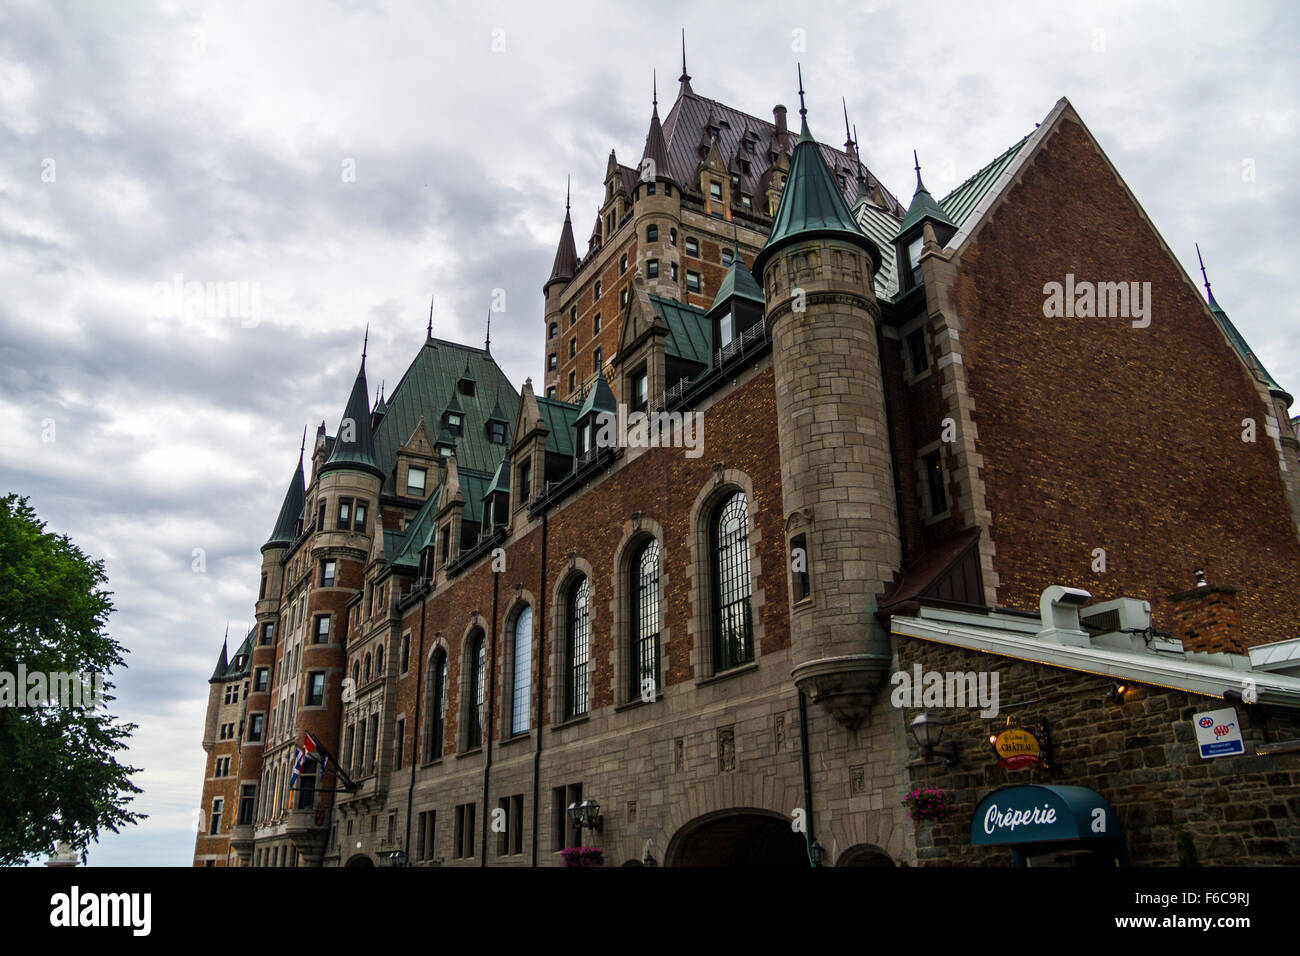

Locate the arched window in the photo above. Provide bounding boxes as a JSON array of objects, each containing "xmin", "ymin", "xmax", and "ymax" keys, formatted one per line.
[
  {"xmin": 375, "ymin": 645, "xmax": 384, "ymax": 676},
  {"xmin": 511, "ymin": 606, "xmax": 533, "ymax": 736},
  {"xmin": 564, "ymin": 576, "xmax": 590, "ymax": 720},
  {"xmin": 466, "ymin": 631, "xmax": 486, "ymax": 749},
  {"xmin": 351, "ymin": 661, "xmax": 360, "ymax": 688},
  {"xmin": 630, "ymin": 539, "xmax": 661, "ymax": 700},
  {"xmin": 425, "ymin": 649, "xmax": 447, "ymax": 762},
  {"xmin": 363, "ymin": 653, "xmax": 372, "ymax": 682},
  {"xmin": 711, "ymin": 492, "xmax": 753, "ymax": 671}
]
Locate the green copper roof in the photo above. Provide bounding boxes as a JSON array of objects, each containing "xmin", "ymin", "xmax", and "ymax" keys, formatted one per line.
[
  {"xmin": 709, "ymin": 253, "xmax": 765, "ymax": 314},
  {"xmin": 897, "ymin": 173, "xmax": 955, "ymax": 236},
  {"xmin": 322, "ymin": 358, "xmax": 383, "ymax": 479},
  {"xmin": 650, "ymin": 295, "xmax": 711, "ymax": 366},
  {"xmin": 937, "ymin": 133, "xmax": 1031, "ymax": 227},
  {"xmin": 755, "ymin": 114, "xmax": 877, "ymax": 276},
  {"xmin": 854, "ymin": 201, "xmax": 905, "ymax": 299},
  {"xmin": 536, "ymin": 396, "xmax": 580, "ymax": 457},
  {"xmin": 264, "ymin": 449, "xmax": 305, "ymax": 547},
  {"xmin": 1208, "ymin": 293, "xmax": 1292, "ymax": 403},
  {"xmin": 212, "ymin": 627, "xmax": 254, "ymax": 681},
  {"xmin": 577, "ymin": 373, "xmax": 616, "ymax": 420},
  {"xmin": 485, "ymin": 452, "xmax": 511, "ymax": 497}
]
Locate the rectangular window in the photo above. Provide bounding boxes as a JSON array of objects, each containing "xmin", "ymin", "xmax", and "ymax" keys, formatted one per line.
[
  {"xmin": 209, "ymin": 798, "xmax": 223, "ymax": 835},
  {"xmin": 709, "ymin": 181, "xmax": 722, "ymax": 201},
  {"xmin": 337, "ymin": 498, "xmax": 351, "ymax": 529},
  {"xmin": 488, "ymin": 421, "xmax": 506, "ymax": 444},
  {"xmin": 594, "ymin": 280, "xmax": 601, "ymax": 301},
  {"xmin": 254, "ymin": 667, "xmax": 269, "ymax": 692},
  {"xmin": 317, "ymin": 500, "xmax": 326, "ymax": 531},
  {"xmin": 321, "ymin": 560, "xmax": 336, "ymax": 588},
  {"xmin": 646, "ymin": 182, "xmax": 655, "ymax": 195},
  {"xmin": 454, "ymin": 803, "xmax": 476, "ymax": 859},
  {"xmin": 307, "ymin": 671, "xmax": 325, "ymax": 706},
  {"xmin": 685, "ymin": 236, "xmax": 699, "ymax": 257},
  {"xmin": 593, "ymin": 348, "xmax": 602, "ymax": 374},
  {"xmin": 400, "ymin": 634, "xmax": 411, "ymax": 673},
  {"xmin": 353, "ymin": 500, "xmax": 367, "ymax": 532},
  {"xmin": 925, "ymin": 451, "xmax": 947, "ymax": 515},
  {"xmin": 631, "ymin": 370, "xmax": 648, "ymax": 413},
  {"xmin": 416, "ymin": 810, "xmax": 434, "ymax": 861},
  {"xmin": 907, "ymin": 328, "xmax": 929, "ymax": 375},
  {"xmin": 261, "ymin": 623, "xmax": 274, "ymax": 645},
  {"xmin": 314, "ymin": 615, "xmax": 330, "ymax": 644},
  {"xmin": 546, "ymin": 386, "xmax": 556, "ymax": 400},
  {"xmin": 238, "ymin": 785, "xmax": 255, "ymax": 826},
  {"xmin": 686, "ymin": 271, "xmax": 701, "ymax": 293},
  {"xmin": 568, "ymin": 371, "xmax": 576, "ymax": 394},
  {"xmin": 569, "ymin": 337, "xmax": 576, "ymax": 359},
  {"xmin": 791, "ymin": 534, "xmax": 811, "ymax": 602},
  {"xmin": 592, "ymin": 313, "xmax": 601, "ymax": 334},
  {"xmin": 248, "ymin": 714, "xmax": 264, "ymax": 742},
  {"xmin": 552, "ymin": 783, "xmax": 582, "ymax": 851},
  {"xmin": 646, "ymin": 259, "xmax": 659, "ymax": 279},
  {"xmin": 719, "ymin": 311, "xmax": 733, "ymax": 349},
  {"xmin": 445, "ymin": 412, "xmax": 463, "ymax": 437},
  {"xmin": 407, "ymin": 466, "xmax": 427, "ymax": 496},
  {"xmin": 548, "ymin": 353, "xmax": 557, "ymax": 371},
  {"xmin": 620, "ymin": 287, "xmax": 629, "ymax": 307},
  {"xmin": 620, "ymin": 254, "xmax": 627, "ymax": 273},
  {"xmin": 671, "ymin": 262, "xmax": 678, "ymax": 282},
  {"xmin": 259, "ymin": 574, "xmax": 267, "ymax": 599},
  {"xmin": 722, "ymin": 247, "xmax": 734, "ymax": 266},
  {"xmin": 518, "ymin": 461, "xmax": 531, "ymax": 501},
  {"xmin": 395, "ymin": 718, "xmax": 405, "ymax": 771}
]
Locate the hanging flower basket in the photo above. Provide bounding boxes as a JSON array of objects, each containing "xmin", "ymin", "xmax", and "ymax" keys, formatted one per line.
[
  {"xmin": 902, "ymin": 787, "xmax": 956, "ymax": 823},
  {"xmin": 560, "ymin": 846, "xmax": 604, "ymax": 867}
]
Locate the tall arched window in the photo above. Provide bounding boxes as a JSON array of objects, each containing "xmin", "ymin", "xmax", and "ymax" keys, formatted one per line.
[
  {"xmin": 564, "ymin": 576, "xmax": 590, "ymax": 720},
  {"xmin": 511, "ymin": 606, "xmax": 533, "ymax": 735},
  {"xmin": 630, "ymin": 539, "xmax": 661, "ymax": 700},
  {"xmin": 426, "ymin": 649, "xmax": 447, "ymax": 762},
  {"xmin": 711, "ymin": 492, "xmax": 753, "ymax": 671},
  {"xmin": 375, "ymin": 645, "xmax": 384, "ymax": 676},
  {"xmin": 466, "ymin": 631, "xmax": 486, "ymax": 749}
]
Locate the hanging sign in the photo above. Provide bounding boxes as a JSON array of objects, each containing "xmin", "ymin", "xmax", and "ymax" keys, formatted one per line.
[
  {"xmin": 1192, "ymin": 707, "xmax": 1244, "ymax": 759},
  {"xmin": 989, "ymin": 715, "xmax": 1044, "ymax": 770}
]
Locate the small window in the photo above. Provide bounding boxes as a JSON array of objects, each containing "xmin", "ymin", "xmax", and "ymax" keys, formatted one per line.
[
  {"xmin": 353, "ymin": 500, "xmax": 367, "ymax": 532},
  {"xmin": 549, "ymin": 322, "xmax": 558, "ymax": 339},
  {"xmin": 209, "ymin": 798, "xmax": 223, "ymax": 835},
  {"xmin": 685, "ymin": 237, "xmax": 699, "ymax": 257},
  {"xmin": 740, "ymin": 194, "xmax": 752, "ymax": 209},
  {"xmin": 407, "ymin": 466, "xmax": 426, "ymax": 496},
  {"xmin": 569, "ymin": 305, "xmax": 577, "ymax": 326},
  {"xmin": 670, "ymin": 228, "xmax": 677, "ymax": 246},
  {"xmin": 488, "ymin": 421, "xmax": 507, "ymax": 444},
  {"xmin": 321, "ymin": 560, "xmax": 336, "ymax": 588},
  {"xmin": 719, "ymin": 311, "xmax": 733, "ymax": 349},
  {"xmin": 722, "ymin": 247, "xmax": 733, "ymax": 267},
  {"xmin": 709, "ymin": 181, "xmax": 723, "ymax": 201},
  {"xmin": 790, "ymin": 534, "xmax": 811, "ymax": 602},
  {"xmin": 646, "ymin": 182, "xmax": 656, "ymax": 195},
  {"xmin": 254, "ymin": 667, "xmax": 269, "ymax": 692},
  {"xmin": 261, "ymin": 623, "xmax": 274, "ymax": 646},
  {"xmin": 400, "ymin": 634, "xmax": 411, "ymax": 673},
  {"xmin": 248, "ymin": 714, "xmax": 264, "ymax": 742},
  {"xmin": 314, "ymin": 615, "xmax": 330, "ymax": 644},
  {"xmin": 593, "ymin": 313, "xmax": 601, "ymax": 335},
  {"xmin": 317, "ymin": 499, "xmax": 326, "ymax": 531},
  {"xmin": 440, "ymin": 524, "xmax": 451, "ymax": 565},
  {"xmin": 546, "ymin": 387, "xmax": 556, "ymax": 400},
  {"xmin": 907, "ymin": 328, "xmax": 929, "ymax": 375},
  {"xmin": 568, "ymin": 371, "xmax": 576, "ymax": 393},
  {"xmin": 620, "ymin": 287, "xmax": 628, "ymax": 308},
  {"xmin": 445, "ymin": 412, "xmax": 463, "ymax": 437},
  {"xmin": 671, "ymin": 263, "xmax": 679, "ymax": 282},
  {"xmin": 259, "ymin": 573, "xmax": 267, "ymax": 599},
  {"xmin": 665, "ymin": 184, "xmax": 672, "ymax": 197},
  {"xmin": 459, "ymin": 377, "xmax": 475, "ymax": 397},
  {"xmin": 518, "ymin": 461, "xmax": 531, "ymax": 501},
  {"xmin": 925, "ymin": 452, "xmax": 947, "ymax": 515},
  {"xmin": 594, "ymin": 280, "xmax": 601, "ymax": 302},
  {"xmin": 686, "ymin": 271, "xmax": 701, "ymax": 294},
  {"xmin": 646, "ymin": 225, "xmax": 658, "ymax": 243},
  {"xmin": 307, "ymin": 672, "xmax": 325, "ymax": 706},
  {"xmin": 569, "ymin": 337, "xmax": 576, "ymax": 359},
  {"xmin": 593, "ymin": 348, "xmax": 602, "ymax": 373},
  {"xmin": 395, "ymin": 719, "xmax": 405, "ymax": 771},
  {"xmin": 548, "ymin": 353, "xmax": 557, "ymax": 371},
  {"xmin": 647, "ymin": 259, "xmax": 659, "ymax": 279},
  {"xmin": 631, "ymin": 370, "xmax": 648, "ymax": 412},
  {"xmin": 620, "ymin": 254, "xmax": 627, "ymax": 273}
]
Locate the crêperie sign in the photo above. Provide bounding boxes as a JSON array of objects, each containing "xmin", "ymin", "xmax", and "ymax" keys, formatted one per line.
[{"xmin": 970, "ymin": 785, "xmax": 1119, "ymax": 846}]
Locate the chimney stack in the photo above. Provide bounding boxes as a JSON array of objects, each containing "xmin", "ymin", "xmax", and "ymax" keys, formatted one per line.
[
  {"xmin": 773, "ymin": 104, "xmax": 787, "ymax": 137},
  {"xmin": 1169, "ymin": 573, "xmax": 1248, "ymax": 655}
]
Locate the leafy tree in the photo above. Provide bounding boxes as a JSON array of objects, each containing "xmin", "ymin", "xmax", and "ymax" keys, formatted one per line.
[{"xmin": 0, "ymin": 494, "xmax": 143, "ymax": 864}]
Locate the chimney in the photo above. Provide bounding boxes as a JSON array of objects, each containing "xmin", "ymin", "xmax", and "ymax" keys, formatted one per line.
[
  {"xmin": 1168, "ymin": 571, "xmax": 1248, "ymax": 654},
  {"xmin": 773, "ymin": 104, "xmax": 787, "ymax": 138}
]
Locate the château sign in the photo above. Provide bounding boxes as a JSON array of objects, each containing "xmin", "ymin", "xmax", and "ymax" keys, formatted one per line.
[{"xmin": 990, "ymin": 716, "xmax": 1043, "ymax": 770}]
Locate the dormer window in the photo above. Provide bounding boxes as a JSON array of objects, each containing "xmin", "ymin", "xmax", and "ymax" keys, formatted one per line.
[
  {"xmin": 719, "ymin": 311, "xmax": 734, "ymax": 349},
  {"xmin": 630, "ymin": 369, "xmax": 648, "ymax": 413},
  {"xmin": 458, "ymin": 378, "xmax": 475, "ymax": 397},
  {"xmin": 438, "ymin": 444, "xmax": 453, "ymax": 459},
  {"xmin": 709, "ymin": 181, "xmax": 723, "ymax": 201},
  {"xmin": 906, "ymin": 234, "xmax": 925, "ymax": 286},
  {"xmin": 488, "ymin": 421, "xmax": 507, "ymax": 444},
  {"xmin": 444, "ymin": 412, "xmax": 463, "ymax": 437}
]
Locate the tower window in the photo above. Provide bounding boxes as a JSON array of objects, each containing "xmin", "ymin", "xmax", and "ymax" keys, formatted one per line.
[
  {"xmin": 790, "ymin": 534, "xmax": 811, "ymax": 603},
  {"xmin": 647, "ymin": 259, "xmax": 659, "ymax": 279},
  {"xmin": 353, "ymin": 500, "xmax": 367, "ymax": 532},
  {"xmin": 685, "ymin": 236, "xmax": 699, "ymax": 257},
  {"xmin": 686, "ymin": 271, "xmax": 701, "ymax": 293},
  {"xmin": 549, "ymin": 353, "xmax": 557, "ymax": 371},
  {"xmin": 336, "ymin": 498, "xmax": 351, "ymax": 529},
  {"xmin": 307, "ymin": 672, "xmax": 325, "ymax": 706},
  {"xmin": 670, "ymin": 228, "xmax": 677, "ymax": 246},
  {"xmin": 646, "ymin": 225, "xmax": 658, "ymax": 243},
  {"xmin": 549, "ymin": 322, "xmax": 558, "ymax": 339},
  {"xmin": 321, "ymin": 560, "xmax": 336, "ymax": 588},
  {"xmin": 671, "ymin": 263, "xmax": 679, "ymax": 282}
]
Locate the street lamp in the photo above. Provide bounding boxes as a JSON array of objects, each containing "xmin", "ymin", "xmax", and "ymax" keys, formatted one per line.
[
  {"xmin": 909, "ymin": 712, "xmax": 956, "ymax": 766},
  {"xmin": 567, "ymin": 799, "xmax": 603, "ymax": 832}
]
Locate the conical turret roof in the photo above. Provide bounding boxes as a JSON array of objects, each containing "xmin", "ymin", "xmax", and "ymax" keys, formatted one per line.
[
  {"xmin": 322, "ymin": 357, "xmax": 383, "ymax": 479},
  {"xmin": 264, "ymin": 441, "xmax": 306, "ymax": 548},
  {"xmin": 898, "ymin": 159, "xmax": 956, "ymax": 237},
  {"xmin": 545, "ymin": 186, "xmax": 579, "ymax": 292}
]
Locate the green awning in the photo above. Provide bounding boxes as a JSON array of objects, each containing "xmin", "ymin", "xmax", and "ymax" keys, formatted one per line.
[{"xmin": 970, "ymin": 785, "xmax": 1119, "ymax": 846}]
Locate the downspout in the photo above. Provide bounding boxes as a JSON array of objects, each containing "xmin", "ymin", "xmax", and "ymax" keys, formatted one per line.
[
  {"xmin": 798, "ymin": 690, "xmax": 819, "ymax": 867},
  {"xmin": 531, "ymin": 506, "xmax": 548, "ymax": 866},
  {"xmin": 403, "ymin": 583, "xmax": 427, "ymax": 865},
  {"xmin": 480, "ymin": 571, "xmax": 500, "ymax": 865}
]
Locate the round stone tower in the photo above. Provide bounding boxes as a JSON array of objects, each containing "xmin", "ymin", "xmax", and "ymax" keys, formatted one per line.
[{"xmin": 752, "ymin": 84, "xmax": 901, "ymax": 730}]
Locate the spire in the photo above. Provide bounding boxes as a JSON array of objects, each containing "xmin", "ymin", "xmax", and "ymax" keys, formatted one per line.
[
  {"xmin": 796, "ymin": 63, "xmax": 810, "ymax": 140},
  {"xmin": 485, "ymin": 309, "xmax": 491, "ymax": 353},
  {"xmin": 842, "ymin": 97, "xmax": 855, "ymax": 155},
  {"xmin": 544, "ymin": 180, "xmax": 578, "ymax": 292},
  {"xmin": 362, "ymin": 323, "xmax": 368, "ymax": 363},
  {"xmin": 642, "ymin": 75, "xmax": 671, "ymax": 182},
  {"xmin": 754, "ymin": 67, "xmax": 880, "ymax": 279},
  {"xmin": 678, "ymin": 28, "xmax": 693, "ymax": 96},
  {"xmin": 897, "ymin": 150, "xmax": 956, "ymax": 236},
  {"xmin": 211, "ymin": 633, "xmax": 229, "ymax": 681},
  {"xmin": 427, "ymin": 293, "xmax": 434, "ymax": 340},
  {"xmin": 852, "ymin": 123, "xmax": 869, "ymax": 192},
  {"xmin": 264, "ymin": 432, "xmax": 307, "ymax": 549},
  {"xmin": 710, "ymin": 224, "xmax": 764, "ymax": 315},
  {"xmin": 321, "ymin": 343, "xmax": 383, "ymax": 480},
  {"xmin": 1196, "ymin": 242, "xmax": 1214, "ymax": 305}
]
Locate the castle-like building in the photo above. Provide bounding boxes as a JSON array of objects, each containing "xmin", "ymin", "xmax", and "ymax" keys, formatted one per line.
[{"xmin": 194, "ymin": 59, "xmax": 1300, "ymax": 868}]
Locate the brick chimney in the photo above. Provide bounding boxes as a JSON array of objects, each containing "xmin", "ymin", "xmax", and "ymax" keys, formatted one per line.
[
  {"xmin": 1168, "ymin": 570, "xmax": 1248, "ymax": 654},
  {"xmin": 773, "ymin": 104, "xmax": 787, "ymax": 138}
]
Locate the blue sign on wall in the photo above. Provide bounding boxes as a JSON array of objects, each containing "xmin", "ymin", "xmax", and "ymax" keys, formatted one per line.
[{"xmin": 970, "ymin": 785, "xmax": 1119, "ymax": 846}]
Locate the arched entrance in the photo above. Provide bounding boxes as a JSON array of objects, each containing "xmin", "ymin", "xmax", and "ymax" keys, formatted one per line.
[
  {"xmin": 666, "ymin": 809, "xmax": 808, "ymax": 867},
  {"xmin": 344, "ymin": 854, "xmax": 374, "ymax": 867},
  {"xmin": 837, "ymin": 844, "xmax": 896, "ymax": 867}
]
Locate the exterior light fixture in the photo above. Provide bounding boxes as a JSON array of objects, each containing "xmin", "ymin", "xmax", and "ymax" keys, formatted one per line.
[
  {"xmin": 382, "ymin": 849, "xmax": 408, "ymax": 867},
  {"xmin": 1106, "ymin": 681, "xmax": 1128, "ymax": 703},
  {"xmin": 808, "ymin": 840, "xmax": 825, "ymax": 867},
  {"xmin": 908, "ymin": 712, "xmax": 956, "ymax": 765},
  {"xmin": 567, "ymin": 799, "xmax": 603, "ymax": 832}
]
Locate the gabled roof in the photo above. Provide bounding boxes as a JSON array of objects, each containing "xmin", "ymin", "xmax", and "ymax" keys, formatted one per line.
[
  {"xmin": 938, "ymin": 133, "xmax": 1032, "ymax": 228},
  {"xmin": 897, "ymin": 169, "xmax": 956, "ymax": 237},
  {"xmin": 1207, "ymin": 292, "xmax": 1292, "ymax": 404},
  {"xmin": 371, "ymin": 338, "xmax": 519, "ymax": 495},
  {"xmin": 536, "ymin": 396, "xmax": 580, "ymax": 457},
  {"xmin": 650, "ymin": 295, "xmax": 711, "ymax": 366},
  {"xmin": 485, "ymin": 452, "xmax": 511, "ymax": 497},
  {"xmin": 709, "ymin": 251, "xmax": 765, "ymax": 314},
  {"xmin": 576, "ymin": 372, "xmax": 616, "ymax": 420}
]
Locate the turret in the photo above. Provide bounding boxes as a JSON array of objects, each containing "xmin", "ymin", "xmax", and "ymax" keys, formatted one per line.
[
  {"xmin": 753, "ymin": 69, "xmax": 899, "ymax": 730},
  {"xmin": 894, "ymin": 152, "xmax": 957, "ymax": 293}
]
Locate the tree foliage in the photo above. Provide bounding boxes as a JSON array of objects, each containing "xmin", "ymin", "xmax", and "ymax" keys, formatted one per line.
[{"xmin": 0, "ymin": 494, "xmax": 144, "ymax": 864}]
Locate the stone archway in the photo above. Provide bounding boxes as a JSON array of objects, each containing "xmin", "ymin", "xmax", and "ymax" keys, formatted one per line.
[
  {"xmin": 344, "ymin": 854, "xmax": 374, "ymax": 867},
  {"xmin": 665, "ymin": 808, "xmax": 808, "ymax": 867},
  {"xmin": 837, "ymin": 843, "xmax": 896, "ymax": 867}
]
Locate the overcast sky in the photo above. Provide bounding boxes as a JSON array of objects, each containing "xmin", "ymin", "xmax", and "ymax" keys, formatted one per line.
[{"xmin": 1, "ymin": 0, "xmax": 1295, "ymax": 866}]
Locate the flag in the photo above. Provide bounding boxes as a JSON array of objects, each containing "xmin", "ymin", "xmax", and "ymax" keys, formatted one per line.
[{"xmin": 287, "ymin": 733, "xmax": 318, "ymax": 807}]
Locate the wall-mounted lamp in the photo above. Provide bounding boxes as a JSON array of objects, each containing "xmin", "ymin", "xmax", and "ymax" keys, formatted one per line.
[
  {"xmin": 1106, "ymin": 681, "xmax": 1128, "ymax": 703},
  {"xmin": 808, "ymin": 840, "xmax": 825, "ymax": 867},
  {"xmin": 567, "ymin": 799, "xmax": 603, "ymax": 832},
  {"xmin": 909, "ymin": 713, "xmax": 956, "ymax": 766}
]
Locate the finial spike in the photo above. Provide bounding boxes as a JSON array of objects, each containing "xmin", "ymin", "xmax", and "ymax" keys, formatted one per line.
[
  {"xmin": 428, "ymin": 293, "xmax": 434, "ymax": 339},
  {"xmin": 913, "ymin": 149, "xmax": 923, "ymax": 189},
  {"xmin": 300, "ymin": 424, "xmax": 307, "ymax": 457},
  {"xmin": 362, "ymin": 322, "xmax": 369, "ymax": 362},
  {"xmin": 653, "ymin": 69, "xmax": 658, "ymax": 108},
  {"xmin": 797, "ymin": 63, "xmax": 806, "ymax": 119},
  {"xmin": 842, "ymin": 96, "xmax": 852, "ymax": 147},
  {"xmin": 566, "ymin": 175, "xmax": 571, "ymax": 212},
  {"xmin": 485, "ymin": 308, "xmax": 491, "ymax": 353},
  {"xmin": 681, "ymin": 28, "xmax": 687, "ymax": 78},
  {"xmin": 1195, "ymin": 242, "xmax": 1212, "ymax": 301},
  {"xmin": 732, "ymin": 223, "xmax": 739, "ymax": 257}
]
